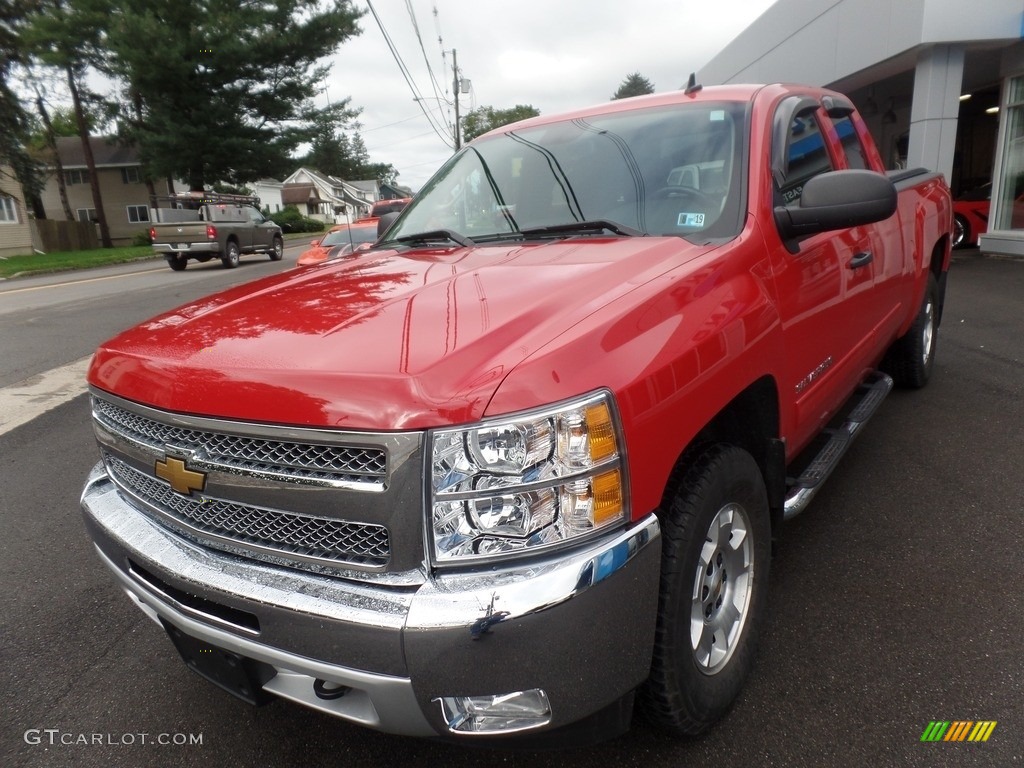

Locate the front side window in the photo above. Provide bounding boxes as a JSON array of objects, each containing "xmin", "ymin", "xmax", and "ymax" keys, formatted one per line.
[
  {"xmin": 386, "ymin": 101, "xmax": 747, "ymax": 243},
  {"xmin": 0, "ymin": 196, "xmax": 17, "ymax": 223},
  {"xmin": 127, "ymin": 204, "xmax": 149, "ymax": 223},
  {"xmin": 778, "ymin": 112, "xmax": 835, "ymax": 207}
]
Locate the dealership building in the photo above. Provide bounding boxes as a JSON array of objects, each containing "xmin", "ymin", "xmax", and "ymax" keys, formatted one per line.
[{"xmin": 698, "ymin": 0, "xmax": 1024, "ymax": 255}]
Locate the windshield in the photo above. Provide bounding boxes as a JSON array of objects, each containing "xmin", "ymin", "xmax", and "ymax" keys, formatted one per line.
[
  {"xmin": 322, "ymin": 227, "xmax": 378, "ymax": 247},
  {"xmin": 386, "ymin": 101, "xmax": 747, "ymax": 244}
]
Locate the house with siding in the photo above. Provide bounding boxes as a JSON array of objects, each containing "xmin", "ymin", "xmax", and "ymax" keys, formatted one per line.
[
  {"xmin": 281, "ymin": 168, "xmax": 373, "ymax": 224},
  {"xmin": 252, "ymin": 179, "xmax": 284, "ymax": 215},
  {"xmin": 0, "ymin": 166, "xmax": 34, "ymax": 257},
  {"xmin": 38, "ymin": 137, "xmax": 160, "ymax": 246},
  {"xmin": 349, "ymin": 179, "xmax": 415, "ymax": 204},
  {"xmin": 380, "ymin": 180, "xmax": 414, "ymax": 200}
]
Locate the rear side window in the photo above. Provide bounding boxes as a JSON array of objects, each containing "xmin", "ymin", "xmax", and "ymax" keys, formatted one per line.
[
  {"xmin": 831, "ymin": 115, "xmax": 868, "ymax": 169},
  {"xmin": 779, "ymin": 113, "xmax": 834, "ymax": 207}
]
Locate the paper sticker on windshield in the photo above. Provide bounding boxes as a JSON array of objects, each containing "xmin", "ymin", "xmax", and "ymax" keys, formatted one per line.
[{"xmin": 677, "ymin": 212, "xmax": 706, "ymax": 228}]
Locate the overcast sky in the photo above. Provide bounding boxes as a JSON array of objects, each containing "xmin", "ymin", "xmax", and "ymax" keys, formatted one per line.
[{"xmin": 326, "ymin": 0, "xmax": 776, "ymax": 191}]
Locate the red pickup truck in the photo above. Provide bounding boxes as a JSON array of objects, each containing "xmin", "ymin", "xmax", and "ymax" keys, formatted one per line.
[{"xmin": 81, "ymin": 83, "xmax": 951, "ymax": 744}]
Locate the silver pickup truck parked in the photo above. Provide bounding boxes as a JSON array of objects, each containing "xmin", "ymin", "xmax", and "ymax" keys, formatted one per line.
[{"xmin": 149, "ymin": 193, "xmax": 284, "ymax": 271}]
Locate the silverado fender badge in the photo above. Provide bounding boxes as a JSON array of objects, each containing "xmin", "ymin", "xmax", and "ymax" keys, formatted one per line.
[
  {"xmin": 795, "ymin": 356, "xmax": 834, "ymax": 395},
  {"xmin": 155, "ymin": 456, "xmax": 207, "ymax": 496}
]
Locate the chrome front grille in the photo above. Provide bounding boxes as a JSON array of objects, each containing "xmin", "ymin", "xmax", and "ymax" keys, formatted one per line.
[
  {"xmin": 93, "ymin": 397, "xmax": 387, "ymax": 488},
  {"xmin": 106, "ymin": 454, "xmax": 391, "ymax": 568},
  {"xmin": 90, "ymin": 392, "xmax": 427, "ymax": 578}
]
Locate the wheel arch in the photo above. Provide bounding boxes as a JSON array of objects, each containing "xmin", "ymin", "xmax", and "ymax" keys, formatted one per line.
[
  {"xmin": 928, "ymin": 236, "xmax": 949, "ymax": 326},
  {"xmin": 657, "ymin": 375, "xmax": 785, "ymax": 537}
]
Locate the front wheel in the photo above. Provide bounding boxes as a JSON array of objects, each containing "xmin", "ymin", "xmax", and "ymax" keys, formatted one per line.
[
  {"xmin": 221, "ymin": 241, "xmax": 240, "ymax": 269},
  {"xmin": 640, "ymin": 444, "xmax": 771, "ymax": 736},
  {"xmin": 269, "ymin": 235, "xmax": 284, "ymax": 261}
]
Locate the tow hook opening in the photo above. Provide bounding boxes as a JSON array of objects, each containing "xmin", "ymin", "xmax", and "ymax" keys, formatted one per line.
[{"xmin": 313, "ymin": 679, "xmax": 351, "ymax": 700}]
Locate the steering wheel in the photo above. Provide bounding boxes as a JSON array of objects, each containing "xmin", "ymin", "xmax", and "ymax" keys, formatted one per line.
[{"xmin": 650, "ymin": 186, "xmax": 717, "ymax": 208}]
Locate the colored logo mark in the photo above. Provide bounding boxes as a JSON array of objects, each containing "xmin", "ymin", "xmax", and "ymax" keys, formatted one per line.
[{"xmin": 921, "ymin": 721, "xmax": 997, "ymax": 742}]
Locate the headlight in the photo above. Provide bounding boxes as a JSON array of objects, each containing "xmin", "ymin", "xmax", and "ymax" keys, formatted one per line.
[{"xmin": 429, "ymin": 391, "xmax": 628, "ymax": 564}]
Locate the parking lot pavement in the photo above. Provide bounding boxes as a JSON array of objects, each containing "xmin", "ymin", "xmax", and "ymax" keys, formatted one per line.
[{"xmin": 0, "ymin": 253, "xmax": 1021, "ymax": 767}]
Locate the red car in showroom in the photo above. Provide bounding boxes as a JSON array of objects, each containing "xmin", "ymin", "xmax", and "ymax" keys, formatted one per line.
[
  {"xmin": 952, "ymin": 183, "xmax": 990, "ymax": 249},
  {"xmin": 296, "ymin": 221, "xmax": 380, "ymax": 266},
  {"xmin": 952, "ymin": 182, "xmax": 1024, "ymax": 248}
]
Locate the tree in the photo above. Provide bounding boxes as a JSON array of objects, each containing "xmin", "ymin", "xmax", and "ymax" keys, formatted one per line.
[
  {"xmin": 23, "ymin": 0, "xmax": 114, "ymax": 245},
  {"xmin": 461, "ymin": 105, "xmax": 540, "ymax": 144},
  {"xmin": 31, "ymin": 87, "xmax": 76, "ymax": 220},
  {"xmin": 29, "ymin": 103, "xmax": 86, "ymax": 146},
  {"xmin": 301, "ymin": 115, "xmax": 398, "ymax": 185},
  {"xmin": 302, "ymin": 106, "xmax": 362, "ymax": 178},
  {"xmin": 612, "ymin": 73, "xmax": 655, "ymax": 100},
  {"xmin": 0, "ymin": 0, "xmax": 43, "ymax": 200},
  {"xmin": 100, "ymin": 0, "xmax": 364, "ymax": 191}
]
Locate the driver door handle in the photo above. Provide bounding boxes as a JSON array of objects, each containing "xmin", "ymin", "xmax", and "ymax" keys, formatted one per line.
[{"xmin": 848, "ymin": 251, "xmax": 873, "ymax": 269}]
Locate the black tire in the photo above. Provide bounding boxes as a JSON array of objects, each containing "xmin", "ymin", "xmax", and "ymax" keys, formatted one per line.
[
  {"xmin": 221, "ymin": 240, "xmax": 240, "ymax": 269},
  {"xmin": 952, "ymin": 214, "xmax": 969, "ymax": 249},
  {"xmin": 269, "ymin": 235, "xmax": 284, "ymax": 261},
  {"xmin": 640, "ymin": 444, "xmax": 771, "ymax": 736},
  {"xmin": 882, "ymin": 274, "xmax": 938, "ymax": 389},
  {"xmin": 166, "ymin": 255, "xmax": 187, "ymax": 271}
]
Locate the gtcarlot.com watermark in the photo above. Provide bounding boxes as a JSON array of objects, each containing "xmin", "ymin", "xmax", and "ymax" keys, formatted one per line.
[{"xmin": 24, "ymin": 729, "xmax": 203, "ymax": 747}]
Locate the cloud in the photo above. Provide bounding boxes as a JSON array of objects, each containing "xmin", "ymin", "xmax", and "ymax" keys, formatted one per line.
[{"xmin": 329, "ymin": 0, "xmax": 775, "ymax": 190}]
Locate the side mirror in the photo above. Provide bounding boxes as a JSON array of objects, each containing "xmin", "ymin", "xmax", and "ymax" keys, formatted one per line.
[
  {"xmin": 377, "ymin": 211, "xmax": 400, "ymax": 239},
  {"xmin": 774, "ymin": 170, "xmax": 897, "ymax": 243},
  {"xmin": 310, "ymin": 239, "xmax": 320, "ymax": 246}
]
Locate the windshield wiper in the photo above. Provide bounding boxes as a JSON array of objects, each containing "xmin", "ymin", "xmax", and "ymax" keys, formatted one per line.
[
  {"xmin": 386, "ymin": 229, "xmax": 475, "ymax": 247},
  {"xmin": 519, "ymin": 219, "xmax": 644, "ymax": 239}
]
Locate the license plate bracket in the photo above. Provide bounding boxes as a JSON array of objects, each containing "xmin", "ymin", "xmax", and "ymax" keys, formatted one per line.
[{"xmin": 162, "ymin": 620, "xmax": 274, "ymax": 706}]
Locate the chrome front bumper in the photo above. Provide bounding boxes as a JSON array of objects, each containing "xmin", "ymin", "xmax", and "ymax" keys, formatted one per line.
[{"xmin": 81, "ymin": 462, "xmax": 661, "ymax": 739}]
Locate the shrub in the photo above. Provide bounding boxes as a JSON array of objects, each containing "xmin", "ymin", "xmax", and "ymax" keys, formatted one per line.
[{"xmin": 270, "ymin": 206, "xmax": 324, "ymax": 233}]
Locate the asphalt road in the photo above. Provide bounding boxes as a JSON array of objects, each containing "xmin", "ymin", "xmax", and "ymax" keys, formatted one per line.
[{"xmin": 0, "ymin": 250, "xmax": 1021, "ymax": 767}]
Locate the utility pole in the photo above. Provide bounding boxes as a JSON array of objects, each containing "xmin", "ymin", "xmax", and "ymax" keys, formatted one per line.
[{"xmin": 452, "ymin": 48, "xmax": 461, "ymax": 151}]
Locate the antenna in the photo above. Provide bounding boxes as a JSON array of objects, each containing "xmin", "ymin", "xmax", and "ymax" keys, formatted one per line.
[{"xmin": 684, "ymin": 73, "xmax": 703, "ymax": 96}]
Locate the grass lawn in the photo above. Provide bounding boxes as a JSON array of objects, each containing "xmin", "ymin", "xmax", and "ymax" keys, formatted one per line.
[
  {"xmin": 0, "ymin": 232, "xmax": 312, "ymax": 280},
  {"xmin": 0, "ymin": 246, "xmax": 158, "ymax": 279}
]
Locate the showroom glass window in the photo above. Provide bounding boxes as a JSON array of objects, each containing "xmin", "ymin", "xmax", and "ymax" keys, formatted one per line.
[{"xmin": 994, "ymin": 76, "xmax": 1024, "ymax": 231}]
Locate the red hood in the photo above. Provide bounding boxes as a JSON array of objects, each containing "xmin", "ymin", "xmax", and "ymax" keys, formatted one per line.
[{"xmin": 90, "ymin": 237, "xmax": 714, "ymax": 429}]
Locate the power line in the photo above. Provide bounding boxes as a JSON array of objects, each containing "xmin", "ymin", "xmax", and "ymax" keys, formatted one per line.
[
  {"xmin": 433, "ymin": 3, "xmax": 449, "ymax": 100},
  {"xmin": 365, "ymin": 0, "xmax": 454, "ymax": 150},
  {"xmin": 366, "ymin": 129, "xmax": 444, "ymax": 152},
  {"xmin": 405, "ymin": 0, "xmax": 450, "ymax": 112},
  {"xmin": 361, "ymin": 113, "xmax": 424, "ymax": 133}
]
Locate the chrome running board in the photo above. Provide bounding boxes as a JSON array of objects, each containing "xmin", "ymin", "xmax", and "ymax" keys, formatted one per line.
[{"xmin": 783, "ymin": 371, "xmax": 893, "ymax": 520}]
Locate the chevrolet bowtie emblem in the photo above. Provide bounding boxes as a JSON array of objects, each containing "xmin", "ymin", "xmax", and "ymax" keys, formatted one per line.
[{"xmin": 155, "ymin": 456, "xmax": 206, "ymax": 496}]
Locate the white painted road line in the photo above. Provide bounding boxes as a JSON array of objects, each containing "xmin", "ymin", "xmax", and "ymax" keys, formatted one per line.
[
  {"xmin": 0, "ymin": 356, "xmax": 92, "ymax": 437},
  {"xmin": 0, "ymin": 266, "xmax": 166, "ymax": 295}
]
